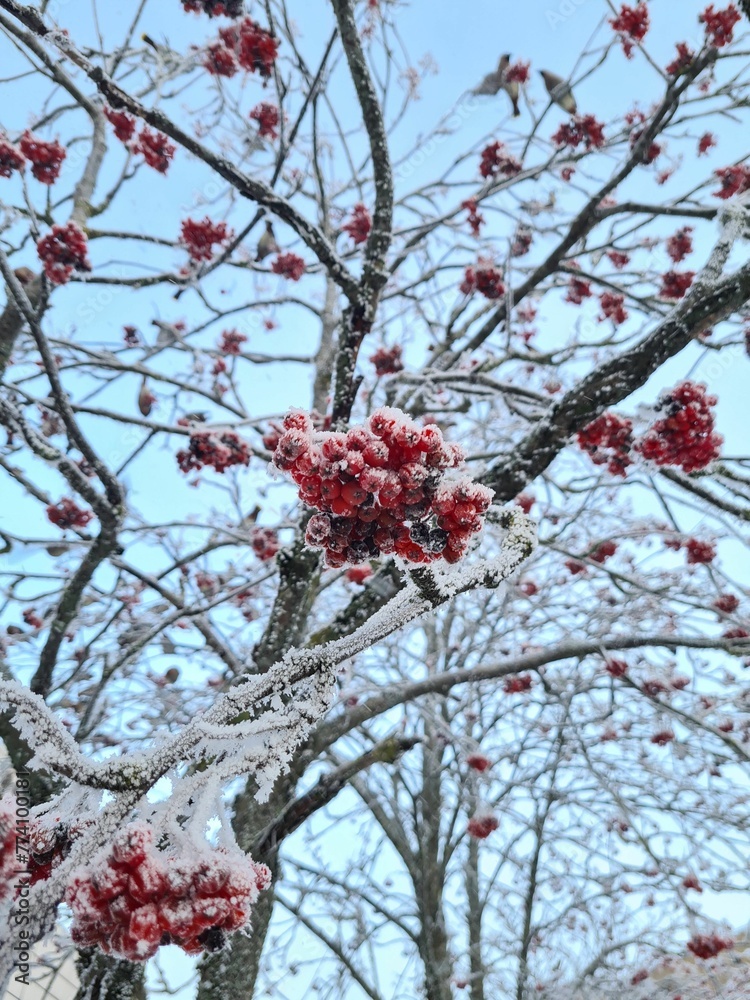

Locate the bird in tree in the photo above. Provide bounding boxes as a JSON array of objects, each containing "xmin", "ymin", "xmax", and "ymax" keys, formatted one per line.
[
  {"xmin": 255, "ymin": 220, "xmax": 280, "ymax": 262},
  {"xmin": 540, "ymin": 69, "xmax": 577, "ymax": 114},
  {"xmin": 472, "ymin": 54, "xmax": 520, "ymax": 117}
]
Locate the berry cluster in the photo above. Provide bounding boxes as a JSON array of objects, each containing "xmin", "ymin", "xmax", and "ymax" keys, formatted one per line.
[
  {"xmin": 183, "ymin": 0, "xmax": 244, "ymax": 15},
  {"xmin": 666, "ymin": 41, "xmax": 695, "ymax": 75},
  {"xmin": 515, "ymin": 493, "xmax": 534, "ymax": 514},
  {"xmin": 610, "ymin": 3, "xmax": 650, "ymax": 58},
  {"xmin": 503, "ymin": 674, "xmax": 533, "ymax": 694},
  {"xmin": 552, "ymin": 115, "xmax": 606, "ymax": 151},
  {"xmin": 219, "ymin": 329, "xmax": 247, "ymax": 354},
  {"xmin": 203, "ymin": 18, "xmax": 279, "ymax": 78},
  {"xmin": 699, "ymin": 133, "xmax": 717, "ymax": 158},
  {"xmin": 576, "ymin": 412, "xmax": 634, "ymax": 476},
  {"xmin": 598, "ymin": 291, "xmax": 628, "ymax": 325},
  {"xmin": 699, "ymin": 4, "xmax": 741, "ymax": 47},
  {"xmin": 479, "ymin": 141, "xmax": 521, "ymax": 180},
  {"xmin": 605, "ymin": 658, "xmax": 628, "ymax": 677},
  {"xmin": 589, "ymin": 540, "xmax": 617, "ymax": 563},
  {"xmin": 467, "ymin": 811, "xmax": 499, "ymax": 840},
  {"xmin": 466, "ymin": 753, "xmax": 492, "ymax": 772},
  {"xmin": 723, "ymin": 626, "xmax": 749, "ymax": 640},
  {"xmin": 177, "ymin": 429, "xmax": 251, "ymax": 474},
  {"xmin": 713, "ymin": 593, "xmax": 740, "ymax": 614},
  {"xmin": 249, "ymin": 102, "xmax": 280, "ymax": 140},
  {"xmin": 370, "ymin": 344, "xmax": 404, "ymax": 376},
  {"xmin": 46, "ymin": 498, "xmax": 94, "ymax": 530},
  {"xmin": 271, "ymin": 252, "xmax": 306, "ymax": 281},
  {"xmin": 510, "ymin": 226, "xmax": 533, "ymax": 257},
  {"xmin": 26, "ymin": 817, "xmax": 91, "ymax": 886},
  {"xmin": 712, "ymin": 164, "xmax": 750, "ymax": 199},
  {"xmin": 180, "ymin": 218, "xmax": 233, "ymax": 262},
  {"xmin": 565, "ymin": 276, "xmax": 593, "ymax": 305},
  {"xmin": 687, "ymin": 931, "xmax": 734, "ymax": 960},
  {"xmin": 19, "ymin": 132, "xmax": 66, "ymax": 184},
  {"xmin": 636, "ymin": 381, "xmax": 722, "ymax": 472},
  {"xmin": 460, "ymin": 261, "xmax": 505, "ymax": 299},
  {"xmin": 682, "ymin": 873, "xmax": 703, "ymax": 892},
  {"xmin": 341, "ymin": 203, "xmax": 372, "ymax": 245},
  {"xmin": 37, "ymin": 222, "xmax": 91, "ymax": 285},
  {"xmin": 22, "ymin": 608, "xmax": 43, "ymax": 629},
  {"xmin": 650, "ymin": 729, "xmax": 675, "ymax": 745},
  {"xmin": 345, "ymin": 565, "xmax": 372, "ymax": 585},
  {"xmin": 66, "ymin": 823, "xmax": 271, "ymax": 961},
  {"xmin": 461, "ymin": 198, "xmax": 484, "ymax": 236},
  {"xmin": 104, "ymin": 107, "xmax": 137, "ymax": 143},
  {"xmin": 565, "ymin": 559, "xmax": 586, "ymax": 575},
  {"xmin": 685, "ymin": 538, "xmax": 716, "ymax": 564},
  {"xmin": 666, "ymin": 226, "xmax": 694, "ymax": 262},
  {"xmin": 607, "ymin": 250, "xmax": 630, "ymax": 269},
  {"xmin": 0, "ymin": 137, "xmax": 25, "ymax": 178},
  {"xmin": 132, "ymin": 128, "xmax": 176, "ymax": 174},
  {"xmin": 272, "ymin": 408, "xmax": 493, "ymax": 568},
  {"xmin": 659, "ymin": 269, "xmax": 695, "ymax": 299},
  {"xmin": 505, "ymin": 60, "xmax": 530, "ymax": 84},
  {"xmin": 249, "ymin": 526, "xmax": 279, "ymax": 561},
  {"xmin": 262, "ymin": 409, "xmax": 328, "ymax": 451}
]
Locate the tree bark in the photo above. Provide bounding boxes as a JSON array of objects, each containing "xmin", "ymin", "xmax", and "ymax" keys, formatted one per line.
[{"xmin": 75, "ymin": 948, "xmax": 146, "ymax": 1000}]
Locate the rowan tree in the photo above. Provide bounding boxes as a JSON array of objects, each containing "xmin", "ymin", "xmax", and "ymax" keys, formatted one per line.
[{"xmin": 1, "ymin": 1, "xmax": 750, "ymax": 999}]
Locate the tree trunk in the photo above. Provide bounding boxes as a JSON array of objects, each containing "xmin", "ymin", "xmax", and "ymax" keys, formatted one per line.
[
  {"xmin": 466, "ymin": 835, "xmax": 486, "ymax": 1000},
  {"xmin": 75, "ymin": 949, "xmax": 146, "ymax": 1000}
]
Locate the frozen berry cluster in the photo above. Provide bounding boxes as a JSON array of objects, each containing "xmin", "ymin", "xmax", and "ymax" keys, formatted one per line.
[
  {"xmin": 370, "ymin": 344, "xmax": 404, "ymax": 376},
  {"xmin": 684, "ymin": 538, "xmax": 716, "ymax": 564},
  {"xmin": 589, "ymin": 540, "xmax": 617, "ymax": 562},
  {"xmin": 467, "ymin": 811, "xmax": 499, "ymax": 840},
  {"xmin": 262, "ymin": 410, "xmax": 328, "ymax": 451},
  {"xmin": 0, "ymin": 137, "xmax": 26, "ymax": 178},
  {"xmin": 249, "ymin": 526, "xmax": 279, "ymax": 561},
  {"xmin": 466, "ymin": 753, "xmax": 492, "ymax": 772},
  {"xmin": 503, "ymin": 674, "xmax": 533, "ymax": 694},
  {"xmin": 27, "ymin": 817, "xmax": 91, "ymax": 886},
  {"xmin": 19, "ymin": 132, "xmax": 66, "ymax": 185},
  {"xmin": 636, "ymin": 381, "xmax": 722, "ymax": 472},
  {"xmin": 66, "ymin": 822, "xmax": 270, "ymax": 961},
  {"xmin": 659, "ymin": 269, "xmax": 694, "ymax": 299},
  {"xmin": 461, "ymin": 198, "xmax": 484, "ymax": 236},
  {"xmin": 460, "ymin": 260, "xmax": 505, "ymax": 299},
  {"xmin": 37, "ymin": 222, "xmax": 91, "ymax": 285},
  {"xmin": 176, "ymin": 429, "xmax": 251, "ymax": 474},
  {"xmin": 687, "ymin": 932, "xmax": 734, "ymax": 960},
  {"xmin": 272, "ymin": 408, "xmax": 494, "ymax": 567},
  {"xmin": 203, "ymin": 17, "xmax": 279, "ymax": 79},
  {"xmin": 46, "ymin": 497, "xmax": 94, "ymax": 530},
  {"xmin": 713, "ymin": 593, "xmax": 739, "ymax": 614},
  {"xmin": 576, "ymin": 412, "xmax": 634, "ymax": 476},
  {"xmin": 249, "ymin": 102, "xmax": 280, "ymax": 140}
]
